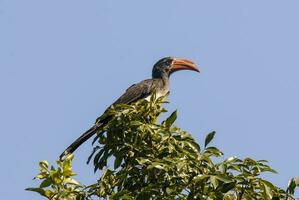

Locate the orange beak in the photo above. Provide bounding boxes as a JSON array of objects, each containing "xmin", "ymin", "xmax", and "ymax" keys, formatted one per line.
[{"xmin": 170, "ymin": 58, "xmax": 200, "ymax": 73}]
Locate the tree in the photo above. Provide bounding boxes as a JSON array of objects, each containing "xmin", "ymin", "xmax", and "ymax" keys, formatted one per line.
[{"xmin": 27, "ymin": 95, "xmax": 298, "ymax": 199}]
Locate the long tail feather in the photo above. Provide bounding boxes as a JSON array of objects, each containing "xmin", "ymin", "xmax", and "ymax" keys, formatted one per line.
[{"xmin": 59, "ymin": 125, "xmax": 98, "ymax": 161}]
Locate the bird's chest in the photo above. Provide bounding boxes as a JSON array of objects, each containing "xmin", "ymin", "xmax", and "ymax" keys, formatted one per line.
[{"xmin": 145, "ymin": 85, "xmax": 169, "ymax": 101}]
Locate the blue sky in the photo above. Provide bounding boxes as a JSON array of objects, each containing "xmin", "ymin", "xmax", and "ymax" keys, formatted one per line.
[{"xmin": 1, "ymin": 0, "xmax": 298, "ymax": 199}]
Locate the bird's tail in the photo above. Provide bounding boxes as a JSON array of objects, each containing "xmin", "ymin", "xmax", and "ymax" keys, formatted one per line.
[{"xmin": 59, "ymin": 125, "xmax": 98, "ymax": 161}]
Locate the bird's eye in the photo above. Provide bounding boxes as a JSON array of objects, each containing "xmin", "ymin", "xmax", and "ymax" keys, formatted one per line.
[{"xmin": 165, "ymin": 61, "xmax": 171, "ymax": 66}]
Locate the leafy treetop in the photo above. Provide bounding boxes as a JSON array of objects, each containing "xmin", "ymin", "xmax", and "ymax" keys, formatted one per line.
[{"xmin": 27, "ymin": 95, "xmax": 298, "ymax": 200}]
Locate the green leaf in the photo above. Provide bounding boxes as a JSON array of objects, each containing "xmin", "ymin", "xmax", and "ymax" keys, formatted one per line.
[
  {"xmin": 39, "ymin": 178, "xmax": 52, "ymax": 188},
  {"xmin": 204, "ymin": 131, "xmax": 216, "ymax": 148},
  {"xmin": 93, "ymin": 149, "xmax": 105, "ymax": 167},
  {"xmin": 224, "ymin": 156, "xmax": 237, "ymax": 163},
  {"xmin": 25, "ymin": 188, "xmax": 47, "ymax": 197},
  {"xmin": 114, "ymin": 155, "xmax": 122, "ymax": 169},
  {"xmin": 92, "ymin": 131, "xmax": 104, "ymax": 145},
  {"xmin": 292, "ymin": 177, "xmax": 299, "ymax": 186},
  {"xmin": 210, "ymin": 176, "xmax": 219, "ymax": 189},
  {"xmin": 204, "ymin": 146, "xmax": 223, "ymax": 157},
  {"xmin": 287, "ymin": 178, "xmax": 299, "ymax": 195},
  {"xmin": 165, "ymin": 110, "xmax": 177, "ymax": 127},
  {"xmin": 62, "ymin": 155, "xmax": 74, "ymax": 177},
  {"xmin": 87, "ymin": 146, "xmax": 101, "ymax": 164},
  {"xmin": 64, "ymin": 178, "xmax": 80, "ymax": 185},
  {"xmin": 35, "ymin": 172, "xmax": 48, "ymax": 180},
  {"xmin": 193, "ymin": 174, "xmax": 210, "ymax": 182},
  {"xmin": 39, "ymin": 160, "xmax": 49, "ymax": 171},
  {"xmin": 147, "ymin": 162, "xmax": 166, "ymax": 170},
  {"xmin": 130, "ymin": 121, "xmax": 143, "ymax": 126},
  {"xmin": 221, "ymin": 182, "xmax": 236, "ymax": 193},
  {"xmin": 261, "ymin": 180, "xmax": 273, "ymax": 199},
  {"xmin": 263, "ymin": 166, "xmax": 277, "ymax": 174},
  {"xmin": 166, "ymin": 187, "xmax": 173, "ymax": 194},
  {"xmin": 214, "ymin": 175, "xmax": 232, "ymax": 183}
]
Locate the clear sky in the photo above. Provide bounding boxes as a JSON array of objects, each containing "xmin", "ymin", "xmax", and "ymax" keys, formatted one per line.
[{"xmin": 1, "ymin": 0, "xmax": 298, "ymax": 199}]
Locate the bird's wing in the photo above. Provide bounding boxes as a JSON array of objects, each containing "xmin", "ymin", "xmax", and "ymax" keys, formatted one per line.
[
  {"xmin": 95, "ymin": 79, "xmax": 155, "ymax": 124},
  {"xmin": 112, "ymin": 79, "xmax": 155, "ymax": 105},
  {"xmin": 60, "ymin": 79, "xmax": 156, "ymax": 160}
]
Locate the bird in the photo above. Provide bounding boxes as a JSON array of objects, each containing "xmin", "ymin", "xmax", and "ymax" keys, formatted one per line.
[{"xmin": 59, "ymin": 57, "xmax": 199, "ymax": 161}]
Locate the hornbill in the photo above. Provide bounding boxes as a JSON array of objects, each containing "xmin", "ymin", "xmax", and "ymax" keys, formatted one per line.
[{"xmin": 59, "ymin": 57, "xmax": 199, "ymax": 161}]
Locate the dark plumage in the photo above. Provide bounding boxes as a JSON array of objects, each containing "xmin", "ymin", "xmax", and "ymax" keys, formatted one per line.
[{"xmin": 59, "ymin": 57, "xmax": 199, "ymax": 161}]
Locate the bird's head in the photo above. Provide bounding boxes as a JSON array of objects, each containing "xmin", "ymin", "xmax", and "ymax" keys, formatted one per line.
[{"xmin": 152, "ymin": 57, "xmax": 199, "ymax": 78}]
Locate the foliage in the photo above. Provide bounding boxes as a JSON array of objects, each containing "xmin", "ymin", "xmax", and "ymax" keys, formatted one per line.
[
  {"xmin": 26, "ymin": 155, "xmax": 88, "ymax": 200},
  {"xmin": 27, "ymin": 95, "xmax": 298, "ymax": 199}
]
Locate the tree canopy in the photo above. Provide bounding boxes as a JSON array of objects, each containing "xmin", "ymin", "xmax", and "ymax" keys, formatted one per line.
[{"xmin": 27, "ymin": 95, "xmax": 298, "ymax": 199}]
